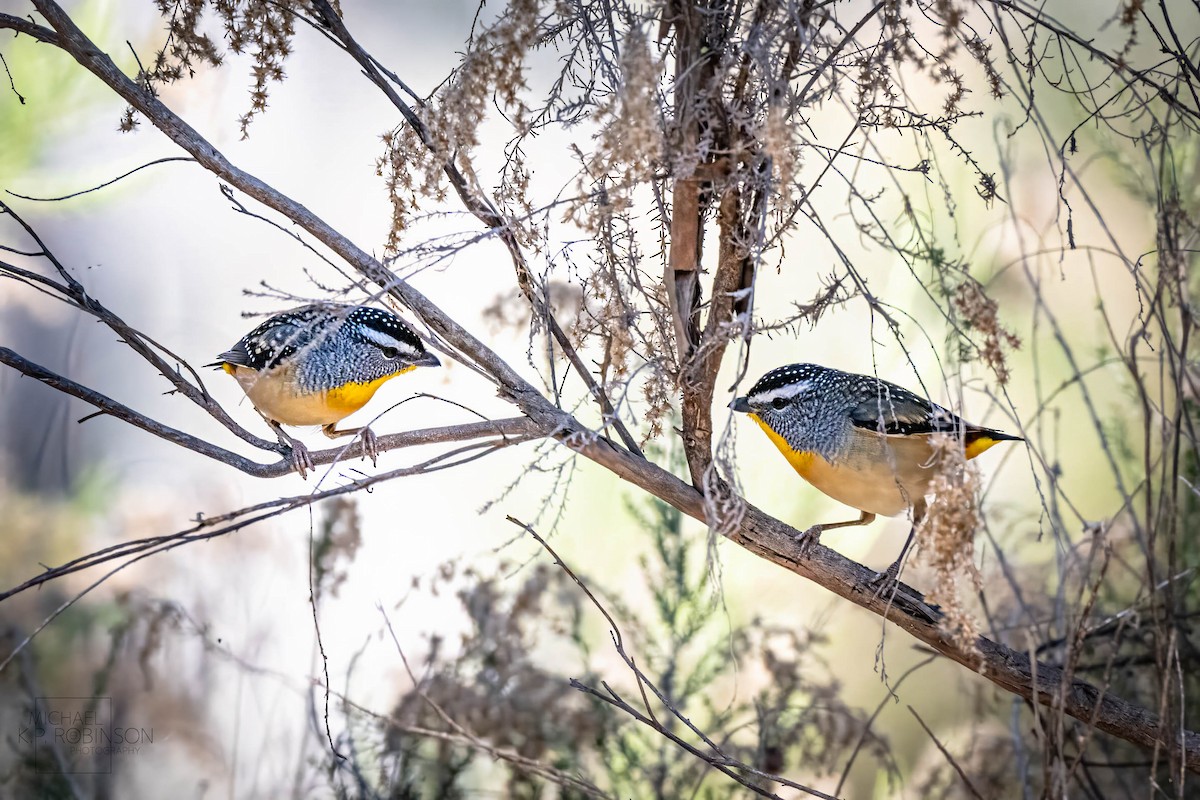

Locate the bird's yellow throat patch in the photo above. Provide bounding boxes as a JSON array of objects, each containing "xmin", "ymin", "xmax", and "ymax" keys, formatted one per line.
[
  {"xmin": 323, "ymin": 366, "xmax": 416, "ymax": 414},
  {"xmin": 963, "ymin": 435, "xmax": 1002, "ymax": 460},
  {"xmin": 748, "ymin": 413, "xmax": 817, "ymax": 475}
]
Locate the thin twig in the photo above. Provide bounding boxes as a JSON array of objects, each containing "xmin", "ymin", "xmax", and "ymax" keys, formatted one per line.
[
  {"xmin": 5, "ymin": 156, "xmax": 195, "ymax": 201},
  {"xmin": 908, "ymin": 705, "xmax": 986, "ymax": 800}
]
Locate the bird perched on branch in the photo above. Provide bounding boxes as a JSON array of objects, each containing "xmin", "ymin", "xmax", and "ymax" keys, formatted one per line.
[
  {"xmin": 208, "ymin": 304, "xmax": 440, "ymax": 476},
  {"xmin": 731, "ymin": 363, "xmax": 1021, "ymax": 584}
]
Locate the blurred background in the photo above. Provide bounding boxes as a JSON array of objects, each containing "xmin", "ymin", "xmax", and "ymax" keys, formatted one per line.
[{"xmin": 0, "ymin": 0, "xmax": 1192, "ymax": 797}]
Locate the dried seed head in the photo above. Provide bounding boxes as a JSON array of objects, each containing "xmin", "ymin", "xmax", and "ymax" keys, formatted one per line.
[
  {"xmin": 953, "ymin": 280, "xmax": 1021, "ymax": 385},
  {"xmin": 918, "ymin": 433, "xmax": 983, "ymax": 654}
]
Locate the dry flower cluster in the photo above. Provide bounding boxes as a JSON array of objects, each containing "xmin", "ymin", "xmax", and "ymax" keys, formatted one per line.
[
  {"xmin": 129, "ymin": 1, "xmax": 336, "ymax": 135},
  {"xmin": 952, "ymin": 279, "xmax": 1021, "ymax": 385},
  {"xmin": 916, "ymin": 433, "xmax": 983, "ymax": 653},
  {"xmin": 377, "ymin": 0, "xmax": 538, "ymax": 255}
]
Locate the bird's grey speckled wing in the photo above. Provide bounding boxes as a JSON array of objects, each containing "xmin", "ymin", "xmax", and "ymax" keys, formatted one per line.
[
  {"xmin": 846, "ymin": 378, "xmax": 966, "ymax": 436},
  {"xmin": 212, "ymin": 307, "xmax": 327, "ymax": 370}
]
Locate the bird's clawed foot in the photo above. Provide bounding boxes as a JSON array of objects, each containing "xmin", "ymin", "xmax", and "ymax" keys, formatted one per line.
[
  {"xmin": 871, "ymin": 526, "xmax": 917, "ymax": 601},
  {"xmin": 322, "ymin": 424, "xmax": 379, "ymax": 466},
  {"xmin": 359, "ymin": 427, "xmax": 379, "ymax": 465},
  {"xmin": 867, "ymin": 562, "xmax": 940, "ymax": 622},
  {"xmin": 793, "ymin": 524, "xmax": 823, "ymax": 557},
  {"xmin": 270, "ymin": 421, "xmax": 314, "ymax": 479},
  {"xmin": 868, "ymin": 557, "xmax": 903, "ymax": 600},
  {"xmin": 290, "ymin": 441, "xmax": 315, "ymax": 479}
]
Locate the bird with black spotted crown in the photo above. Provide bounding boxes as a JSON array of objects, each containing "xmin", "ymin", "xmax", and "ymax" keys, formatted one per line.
[
  {"xmin": 731, "ymin": 363, "xmax": 1022, "ymax": 585},
  {"xmin": 208, "ymin": 303, "xmax": 441, "ymax": 476}
]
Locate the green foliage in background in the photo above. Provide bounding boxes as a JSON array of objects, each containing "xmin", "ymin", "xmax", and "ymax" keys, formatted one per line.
[
  {"xmin": 0, "ymin": 1, "xmax": 116, "ymax": 187},
  {"xmin": 336, "ymin": 444, "xmax": 891, "ymax": 798}
]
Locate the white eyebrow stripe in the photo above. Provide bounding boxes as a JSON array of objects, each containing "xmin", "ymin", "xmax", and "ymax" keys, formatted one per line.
[
  {"xmin": 359, "ymin": 327, "xmax": 420, "ymax": 355},
  {"xmin": 750, "ymin": 380, "xmax": 811, "ymax": 404}
]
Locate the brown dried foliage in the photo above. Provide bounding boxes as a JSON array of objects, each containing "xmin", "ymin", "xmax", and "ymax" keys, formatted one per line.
[
  {"xmin": 916, "ymin": 433, "xmax": 983, "ymax": 654},
  {"xmin": 376, "ymin": 0, "xmax": 538, "ymax": 255},
  {"xmin": 133, "ymin": 1, "xmax": 335, "ymax": 136},
  {"xmin": 953, "ymin": 279, "xmax": 1021, "ymax": 385}
]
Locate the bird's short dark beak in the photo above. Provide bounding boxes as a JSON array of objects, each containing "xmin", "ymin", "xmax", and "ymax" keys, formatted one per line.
[
  {"xmin": 730, "ymin": 396, "xmax": 751, "ymax": 413},
  {"xmin": 415, "ymin": 351, "xmax": 442, "ymax": 368}
]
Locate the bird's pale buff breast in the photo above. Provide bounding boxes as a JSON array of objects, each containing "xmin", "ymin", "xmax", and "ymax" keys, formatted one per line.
[
  {"xmin": 749, "ymin": 413, "xmax": 934, "ymax": 517},
  {"xmin": 227, "ymin": 363, "xmax": 413, "ymax": 426}
]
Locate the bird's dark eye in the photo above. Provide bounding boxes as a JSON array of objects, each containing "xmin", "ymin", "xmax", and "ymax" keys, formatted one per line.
[
  {"xmin": 381, "ymin": 347, "xmax": 399, "ymax": 359},
  {"xmin": 771, "ymin": 397, "xmax": 788, "ymax": 410}
]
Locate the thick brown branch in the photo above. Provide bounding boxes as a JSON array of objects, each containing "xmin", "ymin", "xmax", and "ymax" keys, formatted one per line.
[
  {"xmin": 680, "ymin": 186, "xmax": 750, "ymax": 485},
  {"xmin": 663, "ymin": 0, "xmax": 710, "ymax": 365},
  {"xmin": 666, "ymin": 176, "xmax": 702, "ymax": 361},
  {"xmin": 666, "ymin": 0, "xmax": 731, "ymax": 486}
]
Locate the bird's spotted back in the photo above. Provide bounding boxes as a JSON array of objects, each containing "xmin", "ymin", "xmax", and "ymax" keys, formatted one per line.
[
  {"xmin": 746, "ymin": 363, "xmax": 962, "ymax": 437},
  {"xmin": 216, "ymin": 305, "xmax": 424, "ymax": 372},
  {"xmin": 218, "ymin": 307, "xmax": 324, "ymax": 371}
]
